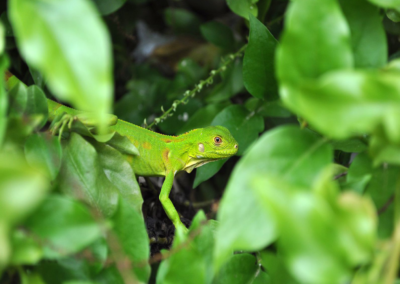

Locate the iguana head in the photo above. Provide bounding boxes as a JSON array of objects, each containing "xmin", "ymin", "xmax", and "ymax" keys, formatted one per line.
[
  {"xmin": 183, "ymin": 126, "xmax": 238, "ymax": 173},
  {"xmin": 195, "ymin": 126, "xmax": 238, "ymax": 158}
]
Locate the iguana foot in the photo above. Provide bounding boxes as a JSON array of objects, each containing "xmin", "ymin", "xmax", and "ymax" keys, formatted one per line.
[{"xmin": 50, "ymin": 113, "xmax": 75, "ymax": 140}]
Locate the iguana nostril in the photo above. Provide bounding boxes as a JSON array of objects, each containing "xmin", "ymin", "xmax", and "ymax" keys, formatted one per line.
[{"xmin": 234, "ymin": 144, "xmax": 238, "ymax": 149}]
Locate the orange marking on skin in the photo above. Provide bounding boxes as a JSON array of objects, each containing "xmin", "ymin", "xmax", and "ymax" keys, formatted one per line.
[
  {"xmin": 5, "ymin": 71, "xmax": 13, "ymax": 82},
  {"xmin": 164, "ymin": 139, "xmax": 172, "ymax": 143},
  {"xmin": 142, "ymin": 141, "xmax": 152, "ymax": 149},
  {"xmin": 163, "ymin": 149, "xmax": 170, "ymax": 162}
]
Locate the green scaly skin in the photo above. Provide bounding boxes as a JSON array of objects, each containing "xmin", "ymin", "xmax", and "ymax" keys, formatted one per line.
[{"xmin": 47, "ymin": 99, "xmax": 239, "ymax": 233}]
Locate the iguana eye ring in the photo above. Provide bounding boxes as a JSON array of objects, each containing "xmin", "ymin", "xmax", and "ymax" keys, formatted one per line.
[{"xmin": 214, "ymin": 137, "xmax": 222, "ymax": 144}]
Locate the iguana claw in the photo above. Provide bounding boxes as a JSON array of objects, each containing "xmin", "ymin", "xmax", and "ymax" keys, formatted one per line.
[{"xmin": 50, "ymin": 113, "xmax": 75, "ymax": 140}]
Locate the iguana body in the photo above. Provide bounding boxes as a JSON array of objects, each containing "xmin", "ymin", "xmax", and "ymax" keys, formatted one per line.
[{"xmin": 47, "ymin": 99, "xmax": 238, "ymax": 232}]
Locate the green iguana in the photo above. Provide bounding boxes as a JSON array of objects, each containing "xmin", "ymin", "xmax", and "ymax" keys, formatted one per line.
[{"xmin": 47, "ymin": 99, "xmax": 238, "ymax": 233}]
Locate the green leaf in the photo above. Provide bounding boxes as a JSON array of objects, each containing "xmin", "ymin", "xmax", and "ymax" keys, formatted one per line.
[
  {"xmin": 281, "ymin": 69, "xmax": 400, "ymax": 143},
  {"xmin": 227, "ymin": 0, "xmax": 258, "ymax": 20},
  {"xmin": 367, "ymin": 0, "xmax": 400, "ymax": 8},
  {"xmin": 25, "ymin": 194, "xmax": 102, "ymax": 258},
  {"xmin": 157, "ymin": 211, "xmax": 214, "ymax": 284},
  {"xmin": 245, "ymin": 98, "xmax": 292, "ymax": 118},
  {"xmin": 177, "ymin": 103, "xmax": 230, "ymax": 135},
  {"xmin": 27, "ymin": 86, "xmax": 48, "ymax": 124},
  {"xmin": 25, "ymin": 133, "xmax": 62, "ymax": 180},
  {"xmin": 276, "ymin": 0, "xmax": 353, "ymax": 86},
  {"xmin": 9, "ymin": 0, "xmax": 113, "ymax": 131},
  {"xmin": 164, "ymin": 8, "xmax": 201, "ymax": 35},
  {"xmin": 93, "ymin": 0, "xmax": 126, "ymax": 15},
  {"xmin": 387, "ymin": 9, "xmax": 400, "ymax": 22},
  {"xmin": 206, "ymin": 60, "xmax": 244, "ymax": 104},
  {"xmin": 347, "ymin": 152, "xmax": 398, "ymax": 238},
  {"xmin": 260, "ymin": 251, "xmax": 299, "ymax": 284},
  {"xmin": 19, "ymin": 269, "xmax": 46, "ymax": 284},
  {"xmin": 57, "ymin": 133, "xmax": 142, "ymax": 216},
  {"xmin": 10, "ymin": 230, "xmax": 42, "ymax": 265},
  {"xmin": 37, "ymin": 257, "xmax": 92, "ymax": 284},
  {"xmin": 214, "ymin": 126, "xmax": 332, "ymax": 269},
  {"xmin": 212, "ymin": 254, "xmax": 259, "ymax": 284},
  {"xmin": 193, "ymin": 158, "xmax": 227, "ymax": 189},
  {"xmin": 345, "ymin": 152, "xmax": 372, "ymax": 194},
  {"xmin": 243, "ymin": 15, "xmax": 278, "ymax": 100},
  {"xmin": 0, "ymin": 151, "xmax": 49, "ymax": 225},
  {"xmin": 0, "ymin": 56, "xmax": 8, "ymax": 148},
  {"xmin": 7, "ymin": 77, "xmax": 27, "ymax": 118},
  {"xmin": 251, "ymin": 171, "xmax": 376, "ymax": 284},
  {"xmin": 211, "ymin": 105, "xmax": 264, "ymax": 156},
  {"xmin": 200, "ymin": 21, "xmax": 235, "ymax": 50},
  {"xmin": 111, "ymin": 197, "xmax": 150, "ymax": 282},
  {"xmin": 0, "ymin": 13, "xmax": 13, "ymax": 37},
  {"xmin": 29, "ymin": 66, "xmax": 45, "ymax": 89},
  {"xmin": 339, "ymin": 0, "xmax": 387, "ymax": 68},
  {"xmin": 0, "ymin": 22, "xmax": 4, "ymax": 54},
  {"xmin": 194, "ymin": 105, "xmax": 264, "ymax": 187},
  {"xmin": 331, "ymin": 138, "xmax": 368, "ymax": 153}
]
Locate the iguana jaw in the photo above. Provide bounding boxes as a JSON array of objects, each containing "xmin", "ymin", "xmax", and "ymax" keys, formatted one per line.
[{"xmin": 183, "ymin": 148, "xmax": 237, "ymax": 173}]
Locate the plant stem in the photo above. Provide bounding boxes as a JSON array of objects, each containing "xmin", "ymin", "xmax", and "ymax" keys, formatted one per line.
[{"xmin": 146, "ymin": 44, "xmax": 247, "ymax": 129}]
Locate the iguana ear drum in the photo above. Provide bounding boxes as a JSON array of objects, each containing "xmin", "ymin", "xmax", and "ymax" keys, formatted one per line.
[{"xmin": 198, "ymin": 143, "xmax": 204, "ymax": 152}]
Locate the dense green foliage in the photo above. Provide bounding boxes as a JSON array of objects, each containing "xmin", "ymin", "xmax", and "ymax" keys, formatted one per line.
[{"xmin": 1, "ymin": 0, "xmax": 400, "ymax": 283}]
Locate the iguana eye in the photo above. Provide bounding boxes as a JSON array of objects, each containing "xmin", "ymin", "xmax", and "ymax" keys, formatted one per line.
[{"xmin": 214, "ymin": 137, "xmax": 222, "ymax": 144}]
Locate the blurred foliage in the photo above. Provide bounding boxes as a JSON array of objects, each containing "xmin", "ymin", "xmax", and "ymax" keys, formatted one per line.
[{"xmin": 1, "ymin": 0, "xmax": 400, "ymax": 283}]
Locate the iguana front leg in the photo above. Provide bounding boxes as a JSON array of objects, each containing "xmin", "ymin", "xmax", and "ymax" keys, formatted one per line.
[{"xmin": 159, "ymin": 171, "xmax": 188, "ymax": 233}]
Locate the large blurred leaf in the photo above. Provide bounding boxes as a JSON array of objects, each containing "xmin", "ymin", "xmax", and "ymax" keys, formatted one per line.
[
  {"xmin": 0, "ymin": 151, "xmax": 49, "ymax": 271},
  {"xmin": 227, "ymin": 0, "xmax": 258, "ymax": 20},
  {"xmin": 243, "ymin": 15, "xmax": 278, "ymax": 100},
  {"xmin": 0, "ymin": 22, "xmax": 4, "ymax": 53},
  {"xmin": 0, "ymin": 55, "xmax": 8, "ymax": 147},
  {"xmin": 194, "ymin": 105, "xmax": 264, "ymax": 188},
  {"xmin": 200, "ymin": 21, "xmax": 235, "ymax": 50},
  {"xmin": 157, "ymin": 211, "xmax": 214, "ymax": 284},
  {"xmin": 25, "ymin": 133, "xmax": 62, "ymax": 181},
  {"xmin": 212, "ymin": 254, "xmax": 260, "ymax": 284},
  {"xmin": 280, "ymin": 69, "xmax": 400, "ymax": 143},
  {"xmin": 9, "ymin": 0, "xmax": 113, "ymax": 130},
  {"xmin": 339, "ymin": 0, "xmax": 387, "ymax": 68},
  {"xmin": 276, "ymin": 0, "xmax": 353, "ymax": 85},
  {"xmin": 346, "ymin": 152, "xmax": 398, "ymax": 238},
  {"xmin": 252, "ymin": 169, "xmax": 376, "ymax": 284},
  {"xmin": 214, "ymin": 126, "xmax": 332, "ymax": 269},
  {"xmin": 111, "ymin": 197, "xmax": 150, "ymax": 282},
  {"xmin": 10, "ymin": 230, "xmax": 42, "ymax": 265},
  {"xmin": 25, "ymin": 195, "xmax": 101, "ymax": 258}
]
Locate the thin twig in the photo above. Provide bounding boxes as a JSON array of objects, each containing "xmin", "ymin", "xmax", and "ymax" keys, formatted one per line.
[{"xmin": 145, "ymin": 45, "xmax": 247, "ymax": 129}]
